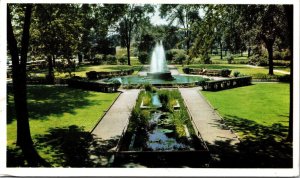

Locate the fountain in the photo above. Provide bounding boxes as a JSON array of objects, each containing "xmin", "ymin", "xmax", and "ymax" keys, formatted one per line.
[{"xmin": 147, "ymin": 41, "xmax": 173, "ymax": 80}]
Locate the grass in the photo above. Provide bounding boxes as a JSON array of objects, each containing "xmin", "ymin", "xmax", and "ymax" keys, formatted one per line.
[
  {"xmin": 176, "ymin": 64, "xmax": 286, "ymax": 78},
  {"xmin": 201, "ymin": 83, "xmax": 290, "ymax": 140},
  {"xmin": 7, "ymin": 85, "xmax": 119, "ymax": 165},
  {"xmin": 30, "ymin": 64, "xmax": 143, "ymax": 79}
]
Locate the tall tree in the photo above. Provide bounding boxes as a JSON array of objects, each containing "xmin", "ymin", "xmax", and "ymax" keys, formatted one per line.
[
  {"xmin": 283, "ymin": 5, "xmax": 293, "ymax": 142},
  {"xmin": 7, "ymin": 4, "xmax": 48, "ymax": 166},
  {"xmin": 119, "ymin": 4, "xmax": 154, "ymax": 65},
  {"xmin": 239, "ymin": 5, "xmax": 287, "ymax": 75},
  {"xmin": 160, "ymin": 4, "xmax": 201, "ymax": 64}
]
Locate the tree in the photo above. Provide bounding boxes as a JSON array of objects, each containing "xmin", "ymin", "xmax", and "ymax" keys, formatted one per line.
[
  {"xmin": 119, "ymin": 4, "xmax": 154, "ymax": 65},
  {"xmin": 283, "ymin": 5, "xmax": 293, "ymax": 142},
  {"xmin": 7, "ymin": 4, "xmax": 48, "ymax": 166},
  {"xmin": 238, "ymin": 5, "xmax": 287, "ymax": 75}
]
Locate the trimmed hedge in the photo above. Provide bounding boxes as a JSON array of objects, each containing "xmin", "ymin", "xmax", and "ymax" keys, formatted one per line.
[
  {"xmin": 86, "ymin": 69, "xmax": 134, "ymax": 80},
  {"xmin": 202, "ymin": 76, "xmax": 252, "ymax": 91}
]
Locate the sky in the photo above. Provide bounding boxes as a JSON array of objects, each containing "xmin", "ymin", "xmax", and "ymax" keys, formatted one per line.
[{"xmin": 150, "ymin": 5, "xmax": 168, "ymax": 26}]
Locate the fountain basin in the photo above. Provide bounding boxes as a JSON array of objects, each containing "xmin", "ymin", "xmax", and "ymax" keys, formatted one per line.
[{"xmin": 147, "ymin": 72, "xmax": 173, "ymax": 80}]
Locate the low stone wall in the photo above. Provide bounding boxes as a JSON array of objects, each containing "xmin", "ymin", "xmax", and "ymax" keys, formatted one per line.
[
  {"xmin": 67, "ymin": 78, "xmax": 120, "ymax": 92},
  {"xmin": 86, "ymin": 69, "xmax": 134, "ymax": 80},
  {"xmin": 183, "ymin": 68, "xmax": 231, "ymax": 77},
  {"xmin": 202, "ymin": 76, "xmax": 252, "ymax": 91}
]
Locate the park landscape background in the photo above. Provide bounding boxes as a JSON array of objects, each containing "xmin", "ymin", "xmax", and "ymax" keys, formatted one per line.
[{"xmin": 4, "ymin": 2, "xmax": 297, "ymax": 172}]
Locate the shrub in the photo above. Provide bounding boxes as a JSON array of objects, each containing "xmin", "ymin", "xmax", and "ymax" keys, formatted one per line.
[
  {"xmin": 233, "ymin": 71, "xmax": 240, "ymax": 77},
  {"xmin": 273, "ymin": 51, "xmax": 282, "ymax": 60},
  {"xmin": 118, "ymin": 55, "xmax": 127, "ymax": 65},
  {"xmin": 144, "ymin": 83, "xmax": 152, "ymax": 92},
  {"xmin": 159, "ymin": 93, "xmax": 169, "ymax": 111},
  {"xmin": 138, "ymin": 52, "xmax": 149, "ymax": 64},
  {"xmin": 182, "ymin": 67, "xmax": 190, "ymax": 74},
  {"xmin": 86, "ymin": 71, "xmax": 98, "ymax": 80},
  {"xmin": 165, "ymin": 49, "xmax": 186, "ymax": 63},
  {"xmin": 93, "ymin": 54, "xmax": 104, "ymax": 64},
  {"xmin": 226, "ymin": 55, "xmax": 234, "ymax": 64},
  {"xmin": 111, "ymin": 79, "xmax": 121, "ymax": 91},
  {"xmin": 220, "ymin": 69, "xmax": 231, "ymax": 77},
  {"xmin": 248, "ymin": 54, "xmax": 268, "ymax": 66},
  {"xmin": 105, "ymin": 55, "xmax": 117, "ymax": 65},
  {"xmin": 174, "ymin": 52, "xmax": 187, "ymax": 64},
  {"xmin": 201, "ymin": 54, "xmax": 212, "ymax": 64}
]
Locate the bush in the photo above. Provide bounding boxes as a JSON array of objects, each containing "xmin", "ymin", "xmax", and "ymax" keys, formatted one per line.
[
  {"xmin": 165, "ymin": 49, "xmax": 186, "ymax": 63},
  {"xmin": 182, "ymin": 67, "xmax": 190, "ymax": 74},
  {"xmin": 144, "ymin": 83, "xmax": 152, "ymax": 92},
  {"xmin": 118, "ymin": 55, "xmax": 127, "ymax": 65},
  {"xmin": 174, "ymin": 52, "xmax": 187, "ymax": 64},
  {"xmin": 86, "ymin": 71, "xmax": 98, "ymax": 80},
  {"xmin": 226, "ymin": 55, "xmax": 234, "ymax": 64},
  {"xmin": 93, "ymin": 54, "xmax": 104, "ymax": 64},
  {"xmin": 248, "ymin": 54, "xmax": 268, "ymax": 66},
  {"xmin": 201, "ymin": 54, "xmax": 212, "ymax": 64},
  {"xmin": 220, "ymin": 69, "xmax": 231, "ymax": 77},
  {"xmin": 105, "ymin": 55, "xmax": 117, "ymax": 65},
  {"xmin": 138, "ymin": 52, "xmax": 149, "ymax": 64},
  {"xmin": 273, "ymin": 51, "xmax": 282, "ymax": 60},
  {"xmin": 233, "ymin": 71, "xmax": 240, "ymax": 77}
]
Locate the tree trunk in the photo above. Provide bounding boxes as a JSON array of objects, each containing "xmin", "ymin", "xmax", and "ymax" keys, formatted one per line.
[
  {"xmin": 220, "ymin": 43, "xmax": 223, "ymax": 59},
  {"xmin": 266, "ymin": 45, "xmax": 274, "ymax": 75},
  {"xmin": 126, "ymin": 43, "xmax": 131, "ymax": 66},
  {"xmin": 7, "ymin": 5, "xmax": 49, "ymax": 166},
  {"xmin": 47, "ymin": 55, "xmax": 54, "ymax": 84},
  {"xmin": 248, "ymin": 47, "xmax": 251, "ymax": 57},
  {"xmin": 284, "ymin": 5, "xmax": 293, "ymax": 142}
]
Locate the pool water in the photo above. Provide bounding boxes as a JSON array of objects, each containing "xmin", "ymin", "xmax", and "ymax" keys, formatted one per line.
[{"xmin": 105, "ymin": 75, "xmax": 207, "ymax": 85}]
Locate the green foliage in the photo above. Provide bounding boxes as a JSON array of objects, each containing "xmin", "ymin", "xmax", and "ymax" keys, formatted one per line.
[
  {"xmin": 201, "ymin": 83, "xmax": 290, "ymax": 137},
  {"xmin": 233, "ymin": 71, "xmax": 240, "ymax": 77},
  {"xmin": 138, "ymin": 52, "xmax": 149, "ymax": 64},
  {"xmin": 248, "ymin": 54, "xmax": 269, "ymax": 66},
  {"xmin": 273, "ymin": 51, "xmax": 282, "ymax": 60},
  {"xmin": 166, "ymin": 49, "xmax": 186, "ymax": 64},
  {"xmin": 226, "ymin": 55, "xmax": 234, "ymax": 64},
  {"xmin": 105, "ymin": 55, "xmax": 117, "ymax": 65},
  {"xmin": 182, "ymin": 67, "xmax": 190, "ymax": 74},
  {"xmin": 220, "ymin": 69, "xmax": 232, "ymax": 77},
  {"xmin": 117, "ymin": 55, "xmax": 127, "ymax": 65},
  {"xmin": 200, "ymin": 53, "xmax": 212, "ymax": 64}
]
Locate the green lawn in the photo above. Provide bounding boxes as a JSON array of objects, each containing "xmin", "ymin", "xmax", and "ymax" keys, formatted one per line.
[
  {"xmin": 176, "ymin": 64, "xmax": 286, "ymax": 78},
  {"xmin": 29, "ymin": 64, "xmax": 143, "ymax": 79},
  {"xmin": 201, "ymin": 83, "xmax": 290, "ymax": 140},
  {"xmin": 7, "ymin": 85, "xmax": 119, "ymax": 166}
]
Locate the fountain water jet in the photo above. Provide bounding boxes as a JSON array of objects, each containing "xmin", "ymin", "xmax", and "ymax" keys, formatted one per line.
[{"xmin": 147, "ymin": 41, "xmax": 173, "ymax": 80}]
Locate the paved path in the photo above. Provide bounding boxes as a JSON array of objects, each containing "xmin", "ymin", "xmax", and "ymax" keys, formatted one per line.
[
  {"xmin": 179, "ymin": 87, "xmax": 239, "ymax": 146},
  {"xmin": 91, "ymin": 89, "xmax": 140, "ymax": 150},
  {"xmin": 246, "ymin": 64, "xmax": 290, "ymax": 74}
]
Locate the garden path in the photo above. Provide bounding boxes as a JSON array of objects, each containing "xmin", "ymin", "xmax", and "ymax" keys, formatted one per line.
[
  {"xmin": 179, "ymin": 87, "xmax": 240, "ymax": 146},
  {"xmin": 246, "ymin": 64, "xmax": 290, "ymax": 74},
  {"xmin": 91, "ymin": 89, "xmax": 140, "ymax": 151}
]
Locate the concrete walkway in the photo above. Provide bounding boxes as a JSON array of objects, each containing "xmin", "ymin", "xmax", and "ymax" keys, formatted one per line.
[
  {"xmin": 91, "ymin": 89, "xmax": 140, "ymax": 150},
  {"xmin": 179, "ymin": 87, "xmax": 240, "ymax": 146},
  {"xmin": 246, "ymin": 64, "xmax": 290, "ymax": 74}
]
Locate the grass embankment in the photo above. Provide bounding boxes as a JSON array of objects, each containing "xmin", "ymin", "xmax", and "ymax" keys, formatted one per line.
[
  {"xmin": 7, "ymin": 85, "xmax": 119, "ymax": 166},
  {"xmin": 176, "ymin": 64, "xmax": 287, "ymax": 78},
  {"xmin": 201, "ymin": 83, "xmax": 290, "ymax": 140}
]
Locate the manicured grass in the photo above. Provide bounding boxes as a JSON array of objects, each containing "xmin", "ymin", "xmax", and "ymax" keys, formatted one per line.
[
  {"xmin": 7, "ymin": 85, "xmax": 119, "ymax": 165},
  {"xmin": 201, "ymin": 83, "xmax": 290, "ymax": 139},
  {"xmin": 31, "ymin": 64, "xmax": 143, "ymax": 78},
  {"xmin": 176, "ymin": 64, "xmax": 286, "ymax": 77}
]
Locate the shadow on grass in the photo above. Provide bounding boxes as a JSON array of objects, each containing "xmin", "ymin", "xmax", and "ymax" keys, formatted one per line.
[
  {"xmin": 7, "ymin": 85, "xmax": 102, "ymax": 123},
  {"xmin": 208, "ymin": 115, "xmax": 292, "ymax": 168},
  {"xmin": 8, "ymin": 125, "xmax": 120, "ymax": 167}
]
